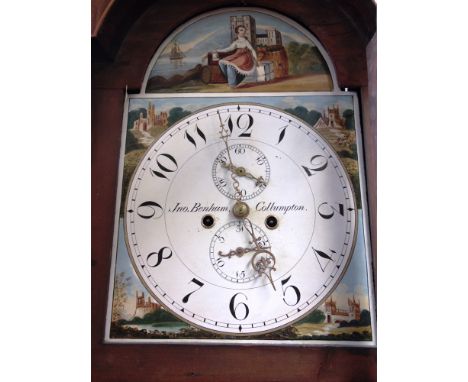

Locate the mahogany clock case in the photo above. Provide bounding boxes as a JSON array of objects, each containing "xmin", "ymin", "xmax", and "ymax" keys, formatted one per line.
[{"xmin": 92, "ymin": 1, "xmax": 376, "ymax": 380}]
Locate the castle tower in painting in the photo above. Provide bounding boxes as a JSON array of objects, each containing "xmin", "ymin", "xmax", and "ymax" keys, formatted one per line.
[
  {"xmin": 256, "ymin": 28, "xmax": 283, "ymax": 47},
  {"xmin": 325, "ymin": 105, "xmax": 345, "ymax": 129},
  {"xmin": 133, "ymin": 103, "xmax": 168, "ymax": 132},
  {"xmin": 348, "ymin": 296, "xmax": 361, "ymax": 321},
  {"xmin": 324, "ymin": 296, "xmax": 361, "ymax": 324},
  {"xmin": 266, "ymin": 28, "xmax": 282, "ymax": 46},
  {"xmin": 133, "ymin": 291, "xmax": 160, "ymax": 319},
  {"xmin": 133, "ymin": 112, "xmax": 148, "ymax": 131},
  {"xmin": 147, "ymin": 102, "xmax": 155, "ymax": 128},
  {"xmin": 313, "ymin": 105, "xmax": 346, "ymax": 130},
  {"xmin": 230, "ymin": 15, "xmax": 256, "ymax": 47}
]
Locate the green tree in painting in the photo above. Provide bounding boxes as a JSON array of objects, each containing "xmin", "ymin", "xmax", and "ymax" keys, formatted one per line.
[
  {"xmin": 112, "ymin": 272, "xmax": 131, "ymax": 322},
  {"xmin": 343, "ymin": 109, "xmax": 355, "ymax": 130},
  {"xmin": 125, "ymin": 129, "xmax": 144, "ymax": 153},
  {"xmin": 298, "ymin": 309, "xmax": 325, "ymax": 324},
  {"xmin": 127, "ymin": 108, "xmax": 146, "ymax": 130},
  {"xmin": 338, "ymin": 309, "xmax": 372, "ymax": 328},
  {"xmin": 359, "ymin": 309, "xmax": 371, "ymax": 326},
  {"xmin": 168, "ymin": 107, "xmax": 191, "ymax": 126},
  {"xmin": 287, "ymin": 42, "xmax": 327, "ymax": 75},
  {"xmin": 307, "ymin": 110, "xmax": 322, "ymax": 126},
  {"xmin": 127, "ymin": 308, "xmax": 181, "ymax": 324},
  {"xmin": 285, "ymin": 106, "xmax": 322, "ymax": 127},
  {"xmin": 287, "ymin": 105, "xmax": 308, "ymax": 121}
]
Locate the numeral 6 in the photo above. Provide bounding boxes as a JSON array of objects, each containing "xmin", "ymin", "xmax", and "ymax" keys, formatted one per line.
[{"xmin": 229, "ymin": 293, "xmax": 249, "ymax": 320}]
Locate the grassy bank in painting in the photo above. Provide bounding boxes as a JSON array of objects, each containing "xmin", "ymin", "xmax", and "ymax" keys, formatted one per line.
[
  {"xmin": 149, "ymin": 74, "xmax": 332, "ymax": 93},
  {"xmin": 110, "ymin": 321, "xmax": 372, "ymax": 341},
  {"xmin": 111, "ymin": 307, "xmax": 372, "ymax": 341}
]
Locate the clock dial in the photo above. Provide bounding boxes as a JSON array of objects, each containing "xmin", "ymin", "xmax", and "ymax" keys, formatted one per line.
[
  {"xmin": 125, "ymin": 103, "xmax": 357, "ymax": 335},
  {"xmin": 212, "ymin": 143, "xmax": 270, "ymax": 200},
  {"xmin": 209, "ymin": 220, "xmax": 271, "ymax": 283}
]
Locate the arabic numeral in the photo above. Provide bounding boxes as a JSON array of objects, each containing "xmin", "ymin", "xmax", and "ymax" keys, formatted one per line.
[
  {"xmin": 225, "ymin": 115, "xmax": 234, "ymax": 134},
  {"xmin": 225, "ymin": 113, "xmax": 254, "ymax": 137},
  {"xmin": 318, "ymin": 202, "xmax": 344, "ymax": 219},
  {"xmin": 257, "ymin": 238, "xmax": 268, "ymax": 248},
  {"xmin": 217, "ymin": 177, "xmax": 227, "ymax": 188},
  {"xmin": 236, "ymin": 271, "xmax": 246, "ymax": 280},
  {"xmin": 150, "ymin": 153, "xmax": 178, "ymax": 180},
  {"xmin": 214, "ymin": 234, "xmax": 225, "ymax": 243},
  {"xmin": 234, "ymin": 146, "xmax": 245, "ymax": 154},
  {"xmin": 256, "ymin": 155, "xmax": 266, "ymax": 165},
  {"xmin": 215, "ymin": 257, "xmax": 225, "ymax": 267},
  {"xmin": 184, "ymin": 124, "xmax": 206, "ymax": 149},
  {"xmin": 281, "ymin": 276, "xmax": 301, "ymax": 306},
  {"xmin": 134, "ymin": 201, "xmax": 164, "ymax": 219},
  {"xmin": 237, "ymin": 114, "xmax": 254, "ymax": 137},
  {"xmin": 277, "ymin": 125, "xmax": 287, "ymax": 144},
  {"xmin": 219, "ymin": 155, "xmax": 228, "ymax": 163},
  {"xmin": 182, "ymin": 278, "xmax": 204, "ymax": 304},
  {"xmin": 312, "ymin": 247, "xmax": 336, "ymax": 272},
  {"xmin": 302, "ymin": 154, "xmax": 328, "ymax": 176},
  {"xmin": 229, "ymin": 293, "xmax": 249, "ymax": 320},
  {"xmin": 146, "ymin": 247, "xmax": 172, "ymax": 267}
]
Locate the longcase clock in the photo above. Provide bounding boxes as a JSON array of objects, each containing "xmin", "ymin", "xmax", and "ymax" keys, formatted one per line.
[{"xmin": 101, "ymin": 6, "xmax": 376, "ymax": 348}]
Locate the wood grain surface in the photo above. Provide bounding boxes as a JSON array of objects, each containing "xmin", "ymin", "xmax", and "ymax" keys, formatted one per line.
[{"xmin": 92, "ymin": 1, "xmax": 377, "ymax": 380}]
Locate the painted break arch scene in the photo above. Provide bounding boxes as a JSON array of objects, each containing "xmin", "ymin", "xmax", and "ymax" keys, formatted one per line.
[{"xmin": 144, "ymin": 9, "xmax": 336, "ymax": 93}]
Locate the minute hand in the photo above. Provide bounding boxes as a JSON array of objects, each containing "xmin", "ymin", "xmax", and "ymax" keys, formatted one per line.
[{"xmin": 221, "ymin": 162, "xmax": 267, "ymax": 187}]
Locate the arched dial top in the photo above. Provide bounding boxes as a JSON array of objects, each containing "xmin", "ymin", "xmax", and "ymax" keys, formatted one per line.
[{"xmin": 125, "ymin": 103, "xmax": 357, "ymax": 335}]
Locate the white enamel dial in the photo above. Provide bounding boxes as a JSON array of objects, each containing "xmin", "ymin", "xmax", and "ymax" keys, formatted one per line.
[{"xmin": 125, "ymin": 103, "xmax": 357, "ymax": 335}]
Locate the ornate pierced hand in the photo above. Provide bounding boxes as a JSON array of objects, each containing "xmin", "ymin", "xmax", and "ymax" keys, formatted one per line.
[
  {"xmin": 251, "ymin": 250, "xmax": 277, "ymax": 290},
  {"xmin": 220, "ymin": 161, "xmax": 267, "ymax": 187},
  {"xmin": 244, "ymin": 219, "xmax": 277, "ymax": 290},
  {"xmin": 217, "ymin": 219, "xmax": 277, "ymax": 289},
  {"xmin": 218, "ymin": 246, "xmax": 258, "ymax": 258}
]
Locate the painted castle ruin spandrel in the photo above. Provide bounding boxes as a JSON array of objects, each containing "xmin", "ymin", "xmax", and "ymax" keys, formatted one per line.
[
  {"xmin": 133, "ymin": 291, "xmax": 161, "ymax": 319},
  {"xmin": 133, "ymin": 102, "xmax": 168, "ymax": 132},
  {"xmin": 314, "ymin": 105, "xmax": 346, "ymax": 130},
  {"xmin": 324, "ymin": 296, "xmax": 361, "ymax": 324}
]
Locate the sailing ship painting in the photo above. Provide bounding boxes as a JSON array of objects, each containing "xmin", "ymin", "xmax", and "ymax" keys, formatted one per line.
[{"xmin": 169, "ymin": 41, "xmax": 185, "ymax": 65}]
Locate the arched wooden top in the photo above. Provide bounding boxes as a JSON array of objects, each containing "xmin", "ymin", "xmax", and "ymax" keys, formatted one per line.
[{"xmin": 92, "ymin": 0, "xmax": 376, "ymax": 91}]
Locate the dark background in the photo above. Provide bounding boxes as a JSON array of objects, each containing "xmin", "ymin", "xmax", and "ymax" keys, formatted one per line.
[{"xmin": 92, "ymin": 1, "xmax": 377, "ymax": 380}]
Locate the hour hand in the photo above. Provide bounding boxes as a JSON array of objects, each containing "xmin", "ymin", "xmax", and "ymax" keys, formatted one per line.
[{"xmin": 221, "ymin": 161, "xmax": 267, "ymax": 187}]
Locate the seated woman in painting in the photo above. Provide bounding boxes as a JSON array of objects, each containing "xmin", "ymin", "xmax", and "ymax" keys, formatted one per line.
[{"xmin": 215, "ymin": 25, "xmax": 258, "ymax": 88}]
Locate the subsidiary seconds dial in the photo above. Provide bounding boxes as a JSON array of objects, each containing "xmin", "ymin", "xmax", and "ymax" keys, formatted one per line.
[
  {"xmin": 209, "ymin": 220, "xmax": 271, "ymax": 283},
  {"xmin": 124, "ymin": 103, "xmax": 357, "ymax": 335},
  {"xmin": 212, "ymin": 143, "xmax": 270, "ymax": 200}
]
